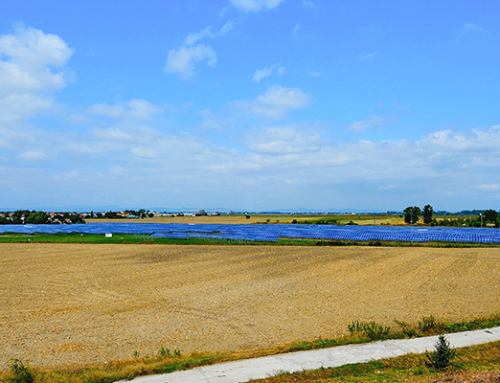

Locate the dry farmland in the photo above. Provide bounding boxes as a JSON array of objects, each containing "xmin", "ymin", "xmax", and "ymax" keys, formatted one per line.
[{"xmin": 1, "ymin": 243, "xmax": 500, "ymax": 368}]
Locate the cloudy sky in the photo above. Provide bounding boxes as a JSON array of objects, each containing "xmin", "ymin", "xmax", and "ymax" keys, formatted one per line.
[{"xmin": 1, "ymin": 0, "xmax": 499, "ymax": 212}]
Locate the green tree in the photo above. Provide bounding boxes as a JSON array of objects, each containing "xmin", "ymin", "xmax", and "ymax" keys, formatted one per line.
[
  {"xmin": 484, "ymin": 209, "xmax": 499, "ymax": 222},
  {"xmin": 404, "ymin": 206, "xmax": 421, "ymax": 224},
  {"xmin": 425, "ymin": 334, "xmax": 456, "ymax": 370},
  {"xmin": 12, "ymin": 210, "xmax": 29, "ymax": 224},
  {"xmin": 26, "ymin": 211, "xmax": 48, "ymax": 224},
  {"xmin": 104, "ymin": 211, "xmax": 119, "ymax": 219},
  {"xmin": 423, "ymin": 204, "xmax": 433, "ymax": 224}
]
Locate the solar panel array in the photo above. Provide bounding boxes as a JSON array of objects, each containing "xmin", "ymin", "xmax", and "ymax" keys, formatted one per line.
[{"xmin": 1, "ymin": 223, "xmax": 500, "ymax": 243}]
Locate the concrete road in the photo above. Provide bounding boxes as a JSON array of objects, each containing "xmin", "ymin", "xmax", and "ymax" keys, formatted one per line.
[{"xmin": 120, "ymin": 327, "xmax": 500, "ymax": 383}]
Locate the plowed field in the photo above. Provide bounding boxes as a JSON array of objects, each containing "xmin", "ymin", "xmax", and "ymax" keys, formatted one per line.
[{"xmin": 1, "ymin": 244, "xmax": 499, "ymax": 367}]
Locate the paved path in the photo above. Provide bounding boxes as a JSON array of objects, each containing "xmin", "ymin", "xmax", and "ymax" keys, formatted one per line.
[{"xmin": 121, "ymin": 327, "xmax": 500, "ymax": 383}]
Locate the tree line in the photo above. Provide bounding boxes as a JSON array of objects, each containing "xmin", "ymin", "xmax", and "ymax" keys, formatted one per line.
[
  {"xmin": 404, "ymin": 205, "xmax": 500, "ymax": 227},
  {"xmin": 0, "ymin": 210, "xmax": 85, "ymax": 225},
  {"xmin": 0, "ymin": 209, "xmax": 157, "ymax": 224}
]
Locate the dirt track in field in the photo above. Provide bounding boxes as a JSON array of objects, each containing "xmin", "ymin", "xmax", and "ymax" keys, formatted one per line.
[{"xmin": 1, "ymin": 244, "xmax": 499, "ymax": 367}]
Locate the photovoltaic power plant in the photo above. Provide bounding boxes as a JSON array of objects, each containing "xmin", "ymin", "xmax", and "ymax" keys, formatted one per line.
[{"xmin": 1, "ymin": 223, "xmax": 500, "ymax": 243}]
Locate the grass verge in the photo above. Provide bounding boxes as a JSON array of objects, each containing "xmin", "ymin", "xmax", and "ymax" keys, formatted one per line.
[
  {"xmin": 1, "ymin": 314, "xmax": 499, "ymax": 383},
  {"xmin": 1, "ymin": 233, "xmax": 500, "ymax": 248},
  {"xmin": 249, "ymin": 341, "xmax": 500, "ymax": 382}
]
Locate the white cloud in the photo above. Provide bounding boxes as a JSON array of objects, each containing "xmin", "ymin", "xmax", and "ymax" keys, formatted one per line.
[
  {"xmin": 51, "ymin": 170, "xmax": 81, "ymax": 182},
  {"xmin": 359, "ymin": 51, "xmax": 378, "ymax": 60},
  {"xmin": 230, "ymin": 0, "xmax": 284, "ymax": 12},
  {"xmin": 17, "ymin": 150, "xmax": 48, "ymax": 161},
  {"xmin": 464, "ymin": 23, "xmax": 485, "ymax": 33},
  {"xmin": 293, "ymin": 24, "xmax": 301, "ymax": 34},
  {"xmin": 256, "ymin": 85, "xmax": 310, "ymax": 114},
  {"xmin": 198, "ymin": 109, "xmax": 235, "ymax": 131},
  {"xmin": 185, "ymin": 27, "xmax": 213, "ymax": 46},
  {"xmin": 92, "ymin": 128, "xmax": 134, "ymax": 141},
  {"xmin": 184, "ymin": 22, "xmax": 234, "ymax": 46},
  {"xmin": 92, "ymin": 125, "xmax": 162, "ymax": 145},
  {"xmin": 0, "ymin": 93, "xmax": 53, "ymax": 124},
  {"xmin": 6, "ymin": 99, "xmax": 500, "ymax": 209},
  {"xmin": 0, "ymin": 23, "xmax": 73, "ymax": 97},
  {"xmin": 164, "ymin": 44, "xmax": 217, "ymax": 80},
  {"xmin": 246, "ymin": 126, "xmax": 323, "ymax": 154},
  {"xmin": 109, "ymin": 166, "xmax": 127, "ymax": 176},
  {"xmin": 88, "ymin": 99, "xmax": 162, "ymax": 120},
  {"xmin": 0, "ymin": 24, "xmax": 72, "ymax": 154},
  {"xmin": 478, "ymin": 184, "xmax": 500, "ymax": 191},
  {"xmin": 308, "ymin": 71, "xmax": 322, "ymax": 78},
  {"xmin": 131, "ymin": 146, "xmax": 158, "ymax": 159},
  {"xmin": 126, "ymin": 99, "xmax": 163, "ymax": 119},
  {"xmin": 165, "ymin": 22, "xmax": 233, "ymax": 80},
  {"xmin": 349, "ymin": 115, "xmax": 384, "ymax": 132},
  {"xmin": 253, "ymin": 66, "xmax": 273, "ymax": 82},
  {"xmin": 230, "ymin": 85, "xmax": 311, "ymax": 119},
  {"xmin": 252, "ymin": 64, "xmax": 285, "ymax": 82}
]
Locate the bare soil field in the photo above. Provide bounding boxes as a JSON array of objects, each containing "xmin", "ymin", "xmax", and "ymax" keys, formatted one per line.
[
  {"xmin": 85, "ymin": 213, "xmax": 403, "ymax": 225},
  {"xmin": 85, "ymin": 214, "xmax": 320, "ymax": 225},
  {"xmin": 1, "ymin": 244, "xmax": 499, "ymax": 368}
]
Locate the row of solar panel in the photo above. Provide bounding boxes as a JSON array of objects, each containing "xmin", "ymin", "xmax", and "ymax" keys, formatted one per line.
[{"xmin": 1, "ymin": 223, "xmax": 500, "ymax": 243}]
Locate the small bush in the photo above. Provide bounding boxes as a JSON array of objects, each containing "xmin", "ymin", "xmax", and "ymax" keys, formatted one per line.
[
  {"xmin": 394, "ymin": 319, "xmax": 419, "ymax": 338},
  {"xmin": 425, "ymin": 334, "xmax": 456, "ymax": 370},
  {"xmin": 157, "ymin": 345, "xmax": 170, "ymax": 358},
  {"xmin": 413, "ymin": 367, "xmax": 425, "ymax": 375},
  {"xmin": 132, "ymin": 350, "xmax": 140, "ymax": 358},
  {"xmin": 173, "ymin": 349, "xmax": 182, "ymax": 358},
  {"xmin": 363, "ymin": 322, "xmax": 391, "ymax": 340},
  {"xmin": 448, "ymin": 323, "xmax": 469, "ymax": 332},
  {"xmin": 347, "ymin": 321, "xmax": 390, "ymax": 340},
  {"xmin": 348, "ymin": 320, "xmax": 364, "ymax": 335},
  {"xmin": 419, "ymin": 315, "xmax": 439, "ymax": 333},
  {"xmin": 8, "ymin": 359, "xmax": 34, "ymax": 383}
]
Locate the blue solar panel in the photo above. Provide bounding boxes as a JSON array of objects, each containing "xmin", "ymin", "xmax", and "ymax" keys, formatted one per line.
[{"xmin": 1, "ymin": 223, "xmax": 500, "ymax": 243}]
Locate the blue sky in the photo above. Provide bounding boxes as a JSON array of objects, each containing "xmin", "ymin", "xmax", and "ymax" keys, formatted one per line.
[{"xmin": 1, "ymin": 0, "xmax": 499, "ymax": 212}]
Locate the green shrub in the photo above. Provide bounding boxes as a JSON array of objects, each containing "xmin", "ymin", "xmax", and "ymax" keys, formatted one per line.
[
  {"xmin": 8, "ymin": 359, "xmax": 34, "ymax": 383},
  {"xmin": 347, "ymin": 320, "xmax": 364, "ymax": 335},
  {"xmin": 158, "ymin": 345, "xmax": 170, "ymax": 358},
  {"xmin": 363, "ymin": 322, "xmax": 391, "ymax": 340},
  {"xmin": 413, "ymin": 367, "xmax": 425, "ymax": 375},
  {"xmin": 425, "ymin": 334, "xmax": 455, "ymax": 370},
  {"xmin": 419, "ymin": 315, "xmax": 440, "ymax": 333},
  {"xmin": 394, "ymin": 319, "xmax": 419, "ymax": 338},
  {"xmin": 347, "ymin": 321, "xmax": 390, "ymax": 340}
]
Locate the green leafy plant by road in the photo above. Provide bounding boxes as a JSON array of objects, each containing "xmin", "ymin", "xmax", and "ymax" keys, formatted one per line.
[
  {"xmin": 7, "ymin": 359, "xmax": 34, "ymax": 383},
  {"xmin": 347, "ymin": 321, "xmax": 391, "ymax": 340}
]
